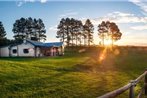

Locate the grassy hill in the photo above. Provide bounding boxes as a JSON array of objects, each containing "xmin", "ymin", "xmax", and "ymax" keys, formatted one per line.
[{"xmin": 0, "ymin": 46, "xmax": 147, "ymax": 98}]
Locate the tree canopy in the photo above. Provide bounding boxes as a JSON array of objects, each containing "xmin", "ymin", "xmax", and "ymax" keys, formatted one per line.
[
  {"xmin": 0, "ymin": 21, "xmax": 9, "ymax": 46},
  {"xmin": 56, "ymin": 18, "xmax": 94, "ymax": 46},
  {"xmin": 98, "ymin": 21, "xmax": 122, "ymax": 46},
  {"xmin": 12, "ymin": 17, "xmax": 46, "ymax": 42},
  {"xmin": 0, "ymin": 21, "xmax": 6, "ymax": 40},
  {"xmin": 83, "ymin": 19, "xmax": 94, "ymax": 46}
]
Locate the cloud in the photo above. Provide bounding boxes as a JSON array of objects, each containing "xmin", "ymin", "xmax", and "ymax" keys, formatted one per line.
[
  {"xmin": 130, "ymin": 25, "xmax": 147, "ymax": 30},
  {"xmin": 49, "ymin": 25, "xmax": 57, "ymax": 31},
  {"xmin": 59, "ymin": 11, "xmax": 78, "ymax": 19},
  {"xmin": 16, "ymin": 0, "xmax": 47, "ymax": 7},
  {"xmin": 129, "ymin": 0, "xmax": 147, "ymax": 15},
  {"xmin": 16, "ymin": 1, "xmax": 23, "ymax": 7},
  {"xmin": 25, "ymin": 0, "xmax": 35, "ymax": 2},
  {"xmin": 40, "ymin": 0, "xmax": 47, "ymax": 3},
  {"xmin": 84, "ymin": 11, "xmax": 147, "ymax": 25}
]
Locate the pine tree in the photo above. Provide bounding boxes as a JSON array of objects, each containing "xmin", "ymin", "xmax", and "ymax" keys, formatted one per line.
[
  {"xmin": 83, "ymin": 19, "xmax": 94, "ymax": 46},
  {"xmin": 0, "ymin": 21, "xmax": 9, "ymax": 46},
  {"xmin": 0, "ymin": 21, "xmax": 6, "ymax": 40}
]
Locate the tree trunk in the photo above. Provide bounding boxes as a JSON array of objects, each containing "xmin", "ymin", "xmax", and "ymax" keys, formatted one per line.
[
  {"xmin": 76, "ymin": 35, "xmax": 77, "ymax": 46},
  {"xmin": 67, "ymin": 26, "xmax": 69, "ymax": 46},
  {"xmin": 88, "ymin": 32, "xmax": 90, "ymax": 46},
  {"xmin": 102, "ymin": 34, "xmax": 104, "ymax": 47},
  {"xmin": 80, "ymin": 35, "xmax": 81, "ymax": 46},
  {"xmin": 88, "ymin": 37, "xmax": 90, "ymax": 46},
  {"xmin": 84, "ymin": 38, "xmax": 86, "ymax": 46},
  {"xmin": 80, "ymin": 39, "xmax": 81, "ymax": 46},
  {"xmin": 63, "ymin": 32, "xmax": 64, "ymax": 43},
  {"xmin": 111, "ymin": 38, "xmax": 114, "ymax": 50},
  {"xmin": 111, "ymin": 33, "xmax": 114, "ymax": 50},
  {"xmin": 72, "ymin": 35, "xmax": 73, "ymax": 46}
]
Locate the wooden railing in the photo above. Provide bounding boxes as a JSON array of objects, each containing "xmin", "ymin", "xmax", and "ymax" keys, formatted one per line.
[{"xmin": 98, "ymin": 70, "xmax": 147, "ymax": 98}]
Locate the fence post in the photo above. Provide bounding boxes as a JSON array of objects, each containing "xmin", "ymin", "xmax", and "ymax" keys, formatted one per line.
[
  {"xmin": 145, "ymin": 70, "xmax": 147, "ymax": 95},
  {"xmin": 129, "ymin": 80, "xmax": 135, "ymax": 98}
]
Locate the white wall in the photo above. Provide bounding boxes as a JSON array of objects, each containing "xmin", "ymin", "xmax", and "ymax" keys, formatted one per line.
[
  {"xmin": 36, "ymin": 47, "xmax": 43, "ymax": 57},
  {"xmin": 10, "ymin": 46, "xmax": 18, "ymax": 57},
  {"xmin": 0, "ymin": 46, "xmax": 9, "ymax": 57},
  {"xmin": 10, "ymin": 43, "xmax": 35, "ymax": 57},
  {"xmin": 18, "ymin": 43, "xmax": 35, "ymax": 57}
]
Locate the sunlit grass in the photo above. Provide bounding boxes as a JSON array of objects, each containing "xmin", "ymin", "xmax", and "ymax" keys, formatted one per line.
[{"xmin": 0, "ymin": 46, "xmax": 147, "ymax": 98}]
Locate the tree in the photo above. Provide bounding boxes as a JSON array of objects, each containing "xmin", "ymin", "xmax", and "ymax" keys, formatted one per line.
[
  {"xmin": 65, "ymin": 18, "xmax": 71, "ymax": 46},
  {"xmin": 98, "ymin": 21, "xmax": 107, "ymax": 46},
  {"xmin": 26, "ymin": 17, "xmax": 33, "ymax": 39},
  {"xmin": 33, "ymin": 18, "xmax": 46, "ymax": 41},
  {"xmin": 38, "ymin": 19, "xmax": 46, "ymax": 41},
  {"xmin": 57, "ymin": 18, "xmax": 84, "ymax": 46},
  {"xmin": 57, "ymin": 18, "xmax": 71, "ymax": 46},
  {"xmin": 83, "ymin": 19, "xmax": 94, "ymax": 46},
  {"xmin": 13, "ymin": 18, "xmax": 26, "ymax": 41},
  {"xmin": 98, "ymin": 21, "xmax": 122, "ymax": 46},
  {"xmin": 109, "ymin": 22, "xmax": 122, "ymax": 46},
  {"xmin": 57, "ymin": 18, "xmax": 66, "ymax": 43},
  {"xmin": 74, "ymin": 20, "xmax": 83, "ymax": 46},
  {"xmin": 12, "ymin": 17, "xmax": 46, "ymax": 42},
  {"xmin": 70, "ymin": 18, "xmax": 75, "ymax": 46},
  {"xmin": 0, "ymin": 21, "xmax": 6, "ymax": 40},
  {"xmin": 0, "ymin": 21, "xmax": 7, "ymax": 46}
]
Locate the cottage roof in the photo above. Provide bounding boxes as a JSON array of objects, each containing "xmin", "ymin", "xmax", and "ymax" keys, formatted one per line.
[
  {"xmin": 0, "ymin": 39, "xmax": 63, "ymax": 48},
  {"xmin": 45, "ymin": 42, "xmax": 63, "ymax": 47},
  {"xmin": 26, "ymin": 39, "xmax": 63, "ymax": 47},
  {"xmin": 26, "ymin": 39, "xmax": 45, "ymax": 47}
]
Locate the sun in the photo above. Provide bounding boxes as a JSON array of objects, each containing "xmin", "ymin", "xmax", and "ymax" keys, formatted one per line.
[{"xmin": 104, "ymin": 39, "xmax": 112, "ymax": 46}]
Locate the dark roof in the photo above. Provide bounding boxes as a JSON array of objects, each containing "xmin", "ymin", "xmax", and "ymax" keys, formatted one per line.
[
  {"xmin": 45, "ymin": 42, "xmax": 63, "ymax": 47},
  {"xmin": 26, "ymin": 39, "xmax": 63, "ymax": 47},
  {"xmin": 0, "ymin": 39, "xmax": 63, "ymax": 48},
  {"xmin": 26, "ymin": 39, "xmax": 45, "ymax": 47}
]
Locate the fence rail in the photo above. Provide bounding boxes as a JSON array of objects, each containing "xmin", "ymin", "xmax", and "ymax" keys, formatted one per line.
[{"xmin": 98, "ymin": 70, "xmax": 147, "ymax": 98}]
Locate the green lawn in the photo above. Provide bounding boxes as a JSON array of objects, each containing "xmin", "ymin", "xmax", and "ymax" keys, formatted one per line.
[{"xmin": 0, "ymin": 46, "xmax": 147, "ymax": 98}]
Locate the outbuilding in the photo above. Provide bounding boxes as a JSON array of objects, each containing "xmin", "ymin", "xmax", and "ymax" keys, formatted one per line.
[{"xmin": 0, "ymin": 39, "xmax": 64, "ymax": 57}]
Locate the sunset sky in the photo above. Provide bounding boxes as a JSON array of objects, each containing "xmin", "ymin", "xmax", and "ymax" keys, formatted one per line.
[{"xmin": 0, "ymin": 0, "xmax": 147, "ymax": 46}]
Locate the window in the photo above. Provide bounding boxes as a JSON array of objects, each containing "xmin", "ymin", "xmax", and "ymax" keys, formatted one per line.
[
  {"xmin": 23, "ymin": 49, "xmax": 29, "ymax": 54},
  {"xmin": 12, "ymin": 49, "xmax": 17, "ymax": 54}
]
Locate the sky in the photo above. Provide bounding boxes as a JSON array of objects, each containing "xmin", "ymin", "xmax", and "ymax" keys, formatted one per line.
[{"xmin": 0, "ymin": 0, "xmax": 147, "ymax": 46}]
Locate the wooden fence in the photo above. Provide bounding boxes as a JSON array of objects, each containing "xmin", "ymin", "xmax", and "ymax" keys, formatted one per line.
[{"xmin": 98, "ymin": 70, "xmax": 147, "ymax": 98}]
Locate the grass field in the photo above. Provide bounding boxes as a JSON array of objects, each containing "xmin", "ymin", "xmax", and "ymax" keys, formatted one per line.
[{"xmin": 0, "ymin": 46, "xmax": 147, "ymax": 98}]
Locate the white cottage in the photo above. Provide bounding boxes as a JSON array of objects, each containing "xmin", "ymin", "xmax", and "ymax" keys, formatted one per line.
[{"xmin": 0, "ymin": 39, "xmax": 64, "ymax": 57}]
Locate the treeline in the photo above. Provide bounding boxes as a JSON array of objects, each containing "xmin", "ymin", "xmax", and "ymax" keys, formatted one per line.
[
  {"xmin": 0, "ymin": 17, "xmax": 122, "ymax": 47},
  {"xmin": 0, "ymin": 17, "xmax": 46, "ymax": 47},
  {"xmin": 56, "ymin": 18, "xmax": 122, "ymax": 46},
  {"xmin": 56, "ymin": 18, "xmax": 94, "ymax": 46}
]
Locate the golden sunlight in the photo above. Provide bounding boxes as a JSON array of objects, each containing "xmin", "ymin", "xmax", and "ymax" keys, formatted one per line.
[
  {"xmin": 98, "ymin": 48, "xmax": 107, "ymax": 62},
  {"xmin": 104, "ymin": 39, "xmax": 112, "ymax": 46}
]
